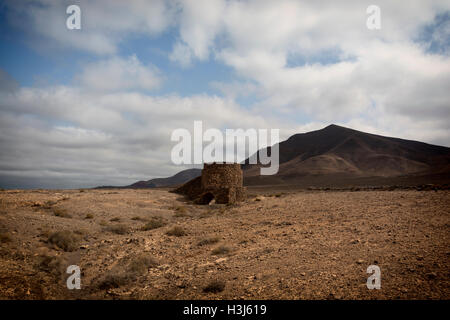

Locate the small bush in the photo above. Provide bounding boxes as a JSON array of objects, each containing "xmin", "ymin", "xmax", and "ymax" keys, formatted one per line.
[
  {"xmin": 199, "ymin": 211, "xmax": 213, "ymax": 219},
  {"xmin": 36, "ymin": 255, "xmax": 64, "ymax": 275},
  {"xmin": 203, "ymin": 280, "xmax": 225, "ymax": 293},
  {"xmin": 211, "ymin": 245, "xmax": 230, "ymax": 255},
  {"xmin": 0, "ymin": 232, "xmax": 12, "ymax": 243},
  {"xmin": 97, "ymin": 272, "xmax": 133, "ymax": 290},
  {"xmin": 73, "ymin": 229, "xmax": 88, "ymax": 236},
  {"xmin": 110, "ymin": 217, "xmax": 121, "ymax": 222},
  {"xmin": 131, "ymin": 216, "xmax": 146, "ymax": 221},
  {"xmin": 85, "ymin": 213, "xmax": 94, "ymax": 219},
  {"xmin": 43, "ymin": 200, "xmax": 57, "ymax": 209},
  {"xmin": 141, "ymin": 217, "xmax": 166, "ymax": 231},
  {"xmin": 197, "ymin": 236, "xmax": 220, "ymax": 246},
  {"xmin": 127, "ymin": 255, "xmax": 159, "ymax": 274},
  {"xmin": 53, "ymin": 208, "xmax": 72, "ymax": 218},
  {"xmin": 106, "ymin": 224, "xmax": 129, "ymax": 235},
  {"xmin": 174, "ymin": 211, "xmax": 189, "ymax": 218},
  {"xmin": 173, "ymin": 205, "xmax": 187, "ymax": 213},
  {"xmin": 47, "ymin": 231, "xmax": 79, "ymax": 252},
  {"xmin": 166, "ymin": 226, "xmax": 186, "ymax": 237}
]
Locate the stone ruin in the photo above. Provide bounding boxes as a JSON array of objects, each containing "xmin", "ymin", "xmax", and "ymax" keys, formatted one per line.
[{"xmin": 173, "ymin": 163, "xmax": 246, "ymax": 204}]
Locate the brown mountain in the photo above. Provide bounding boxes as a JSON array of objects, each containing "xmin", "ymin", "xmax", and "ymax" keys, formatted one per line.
[
  {"xmin": 122, "ymin": 124, "xmax": 450, "ymax": 189},
  {"xmin": 243, "ymin": 124, "xmax": 450, "ymax": 187},
  {"xmin": 126, "ymin": 168, "xmax": 201, "ymax": 188}
]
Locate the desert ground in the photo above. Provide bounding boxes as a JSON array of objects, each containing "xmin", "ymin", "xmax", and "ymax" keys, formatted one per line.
[{"xmin": 0, "ymin": 187, "xmax": 449, "ymax": 299}]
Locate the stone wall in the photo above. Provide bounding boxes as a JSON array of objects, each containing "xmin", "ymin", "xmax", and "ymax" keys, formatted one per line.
[{"xmin": 173, "ymin": 163, "xmax": 246, "ymax": 204}]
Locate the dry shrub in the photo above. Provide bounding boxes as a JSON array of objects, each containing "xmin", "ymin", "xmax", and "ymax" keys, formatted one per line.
[
  {"xmin": 106, "ymin": 224, "xmax": 129, "ymax": 235},
  {"xmin": 97, "ymin": 271, "xmax": 134, "ymax": 290},
  {"xmin": 131, "ymin": 216, "xmax": 146, "ymax": 221},
  {"xmin": 53, "ymin": 208, "xmax": 72, "ymax": 218},
  {"xmin": 47, "ymin": 231, "xmax": 80, "ymax": 251},
  {"xmin": 203, "ymin": 280, "xmax": 225, "ymax": 293},
  {"xmin": 199, "ymin": 211, "xmax": 213, "ymax": 219},
  {"xmin": 43, "ymin": 200, "xmax": 57, "ymax": 209},
  {"xmin": 127, "ymin": 254, "xmax": 159, "ymax": 274},
  {"xmin": 174, "ymin": 211, "xmax": 189, "ymax": 218},
  {"xmin": 98, "ymin": 254, "xmax": 158, "ymax": 290},
  {"xmin": 85, "ymin": 213, "xmax": 94, "ymax": 219},
  {"xmin": 0, "ymin": 232, "xmax": 12, "ymax": 243},
  {"xmin": 211, "ymin": 245, "xmax": 230, "ymax": 255},
  {"xmin": 166, "ymin": 226, "xmax": 186, "ymax": 237},
  {"xmin": 173, "ymin": 205, "xmax": 187, "ymax": 213},
  {"xmin": 110, "ymin": 217, "xmax": 121, "ymax": 222},
  {"xmin": 36, "ymin": 254, "xmax": 65, "ymax": 275},
  {"xmin": 141, "ymin": 217, "xmax": 166, "ymax": 231},
  {"xmin": 197, "ymin": 236, "xmax": 220, "ymax": 246}
]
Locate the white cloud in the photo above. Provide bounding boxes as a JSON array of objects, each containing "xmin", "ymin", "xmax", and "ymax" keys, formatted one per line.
[
  {"xmin": 169, "ymin": 42, "xmax": 193, "ymax": 67},
  {"xmin": 5, "ymin": 0, "xmax": 175, "ymax": 55},
  {"xmin": 1, "ymin": 0, "xmax": 450, "ymax": 188},
  {"xmin": 77, "ymin": 55, "xmax": 162, "ymax": 92}
]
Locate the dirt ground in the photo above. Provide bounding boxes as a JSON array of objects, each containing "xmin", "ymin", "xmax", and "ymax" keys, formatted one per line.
[{"xmin": 0, "ymin": 188, "xmax": 449, "ymax": 300}]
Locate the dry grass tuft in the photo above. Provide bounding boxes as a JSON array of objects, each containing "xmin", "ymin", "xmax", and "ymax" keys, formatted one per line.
[
  {"xmin": 47, "ymin": 231, "xmax": 80, "ymax": 251},
  {"xmin": 97, "ymin": 272, "xmax": 134, "ymax": 290},
  {"xmin": 36, "ymin": 254, "xmax": 65, "ymax": 275},
  {"xmin": 131, "ymin": 216, "xmax": 147, "ymax": 221},
  {"xmin": 211, "ymin": 245, "xmax": 231, "ymax": 255},
  {"xmin": 53, "ymin": 208, "xmax": 72, "ymax": 218},
  {"xmin": 127, "ymin": 254, "xmax": 159, "ymax": 274},
  {"xmin": 141, "ymin": 217, "xmax": 166, "ymax": 231},
  {"xmin": 166, "ymin": 226, "xmax": 187, "ymax": 237},
  {"xmin": 0, "ymin": 232, "xmax": 12, "ymax": 243},
  {"xmin": 106, "ymin": 224, "xmax": 129, "ymax": 235},
  {"xmin": 203, "ymin": 280, "xmax": 225, "ymax": 293},
  {"xmin": 197, "ymin": 236, "xmax": 220, "ymax": 246}
]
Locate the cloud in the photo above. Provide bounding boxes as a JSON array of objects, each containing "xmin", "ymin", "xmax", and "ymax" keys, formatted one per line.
[
  {"xmin": 169, "ymin": 42, "xmax": 193, "ymax": 68},
  {"xmin": 0, "ymin": 79, "xmax": 283, "ymax": 188},
  {"xmin": 0, "ymin": 69, "xmax": 19, "ymax": 93},
  {"xmin": 76, "ymin": 55, "xmax": 162, "ymax": 92},
  {"xmin": 4, "ymin": 0, "xmax": 175, "ymax": 55},
  {"xmin": 1, "ymin": 1, "xmax": 450, "ymax": 188}
]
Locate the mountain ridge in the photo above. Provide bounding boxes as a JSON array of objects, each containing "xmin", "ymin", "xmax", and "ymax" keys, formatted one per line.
[{"xmin": 105, "ymin": 124, "xmax": 450, "ymax": 188}]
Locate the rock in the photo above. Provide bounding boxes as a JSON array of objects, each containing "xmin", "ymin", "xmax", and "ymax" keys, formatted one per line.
[
  {"xmin": 356, "ymin": 259, "xmax": 364, "ymax": 264},
  {"xmin": 215, "ymin": 257, "xmax": 227, "ymax": 264}
]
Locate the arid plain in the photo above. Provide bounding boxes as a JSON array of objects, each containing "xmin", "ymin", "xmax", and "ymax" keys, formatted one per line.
[{"xmin": 0, "ymin": 188, "xmax": 449, "ymax": 300}]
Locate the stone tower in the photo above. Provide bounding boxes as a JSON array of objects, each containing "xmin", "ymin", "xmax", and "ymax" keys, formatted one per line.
[
  {"xmin": 198, "ymin": 163, "xmax": 246, "ymax": 204},
  {"xmin": 173, "ymin": 163, "xmax": 246, "ymax": 204}
]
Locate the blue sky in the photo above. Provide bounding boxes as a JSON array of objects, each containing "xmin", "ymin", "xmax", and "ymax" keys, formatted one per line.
[{"xmin": 0, "ymin": 0, "xmax": 449, "ymax": 188}]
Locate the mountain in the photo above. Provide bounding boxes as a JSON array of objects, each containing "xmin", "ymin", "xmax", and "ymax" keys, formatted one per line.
[
  {"xmin": 121, "ymin": 124, "xmax": 450, "ymax": 189},
  {"xmin": 127, "ymin": 168, "xmax": 201, "ymax": 188},
  {"xmin": 243, "ymin": 124, "xmax": 450, "ymax": 186}
]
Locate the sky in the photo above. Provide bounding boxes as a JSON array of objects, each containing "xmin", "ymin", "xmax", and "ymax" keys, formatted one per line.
[{"xmin": 0, "ymin": 0, "xmax": 449, "ymax": 189}]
